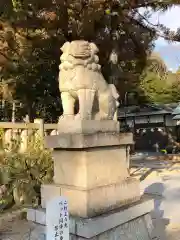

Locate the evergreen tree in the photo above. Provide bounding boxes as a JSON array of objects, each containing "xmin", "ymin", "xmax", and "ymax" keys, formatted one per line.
[{"xmin": 0, "ymin": 0, "xmax": 179, "ymax": 120}]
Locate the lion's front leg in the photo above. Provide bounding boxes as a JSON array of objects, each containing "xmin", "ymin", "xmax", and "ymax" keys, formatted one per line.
[
  {"xmin": 60, "ymin": 91, "xmax": 75, "ymax": 120},
  {"xmin": 76, "ymin": 89, "xmax": 95, "ymax": 120}
]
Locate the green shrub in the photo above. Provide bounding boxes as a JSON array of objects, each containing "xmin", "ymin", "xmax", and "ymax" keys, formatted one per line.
[{"xmin": 0, "ymin": 137, "xmax": 53, "ymax": 211}]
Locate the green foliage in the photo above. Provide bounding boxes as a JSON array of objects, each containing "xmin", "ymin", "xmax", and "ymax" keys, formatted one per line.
[
  {"xmin": 146, "ymin": 53, "xmax": 168, "ymax": 77},
  {"xmin": 0, "ymin": 140, "xmax": 53, "ymax": 211},
  {"xmin": 138, "ymin": 53, "xmax": 180, "ymax": 104},
  {"xmin": 0, "ymin": 0, "xmax": 179, "ymax": 116},
  {"xmin": 169, "ymin": 81, "xmax": 180, "ymax": 103},
  {"xmin": 0, "ymin": 0, "xmax": 170, "ymax": 117},
  {"xmin": 140, "ymin": 71, "xmax": 172, "ymax": 103}
]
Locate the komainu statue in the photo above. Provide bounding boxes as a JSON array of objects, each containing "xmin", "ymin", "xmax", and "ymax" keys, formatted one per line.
[{"xmin": 58, "ymin": 40, "xmax": 119, "ymax": 120}]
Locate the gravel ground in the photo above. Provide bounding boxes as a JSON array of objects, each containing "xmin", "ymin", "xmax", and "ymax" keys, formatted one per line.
[
  {"xmin": 0, "ymin": 219, "xmax": 180, "ymax": 240},
  {"xmin": 166, "ymin": 224, "xmax": 180, "ymax": 240},
  {"xmin": 0, "ymin": 220, "xmax": 45, "ymax": 240}
]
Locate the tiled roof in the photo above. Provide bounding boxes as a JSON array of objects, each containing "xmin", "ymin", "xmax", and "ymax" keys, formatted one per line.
[{"xmin": 118, "ymin": 103, "xmax": 177, "ymax": 118}]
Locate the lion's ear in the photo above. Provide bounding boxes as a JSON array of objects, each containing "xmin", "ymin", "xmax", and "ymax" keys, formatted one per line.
[
  {"xmin": 60, "ymin": 42, "xmax": 70, "ymax": 53},
  {"xmin": 90, "ymin": 43, "xmax": 99, "ymax": 54}
]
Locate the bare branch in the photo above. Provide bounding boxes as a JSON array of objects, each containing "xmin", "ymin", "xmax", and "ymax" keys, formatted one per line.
[{"xmin": 122, "ymin": 0, "xmax": 178, "ymax": 10}]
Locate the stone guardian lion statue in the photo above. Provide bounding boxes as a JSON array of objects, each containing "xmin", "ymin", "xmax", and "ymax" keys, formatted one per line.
[{"xmin": 58, "ymin": 40, "xmax": 119, "ymax": 120}]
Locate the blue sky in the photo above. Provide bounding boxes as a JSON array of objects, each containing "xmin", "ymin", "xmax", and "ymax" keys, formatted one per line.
[{"xmin": 150, "ymin": 6, "xmax": 180, "ymax": 71}]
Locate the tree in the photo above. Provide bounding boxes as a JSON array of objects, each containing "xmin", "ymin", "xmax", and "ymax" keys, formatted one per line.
[
  {"xmin": 176, "ymin": 67, "xmax": 180, "ymax": 74},
  {"xmin": 139, "ymin": 53, "xmax": 173, "ymax": 103},
  {"xmin": 139, "ymin": 53, "xmax": 180, "ymax": 104},
  {"xmin": 140, "ymin": 71, "xmax": 173, "ymax": 103},
  {"xmin": 0, "ymin": 0, "xmax": 180, "ymax": 120},
  {"xmin": 147, "ymin": 52, "xmax": 168, "ymax": 77},
  {"xmin": 169, "ymin": 77, "xmax": 180, "ymax": 103}
]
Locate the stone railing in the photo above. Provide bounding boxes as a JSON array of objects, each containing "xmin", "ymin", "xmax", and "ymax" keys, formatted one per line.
[{"xmin": 0, "ymin": 119, "xmax": 58, "ymax": 152}]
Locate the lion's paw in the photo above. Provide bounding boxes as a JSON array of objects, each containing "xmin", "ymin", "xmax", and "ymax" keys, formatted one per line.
[
  {"xmin": 75, "ymin": 113, "xmax": 81, "ymax": 120},
  {"xmin": 75, "ymin": 113, "xmax": 92, "ymax": 120},
  {"xmin": 94, "ymin": 112, "xmax": 110, "ymax": 120},
  {"xmin": 58, "ymin": 115, "xmax": 74, "ymax": 122}
]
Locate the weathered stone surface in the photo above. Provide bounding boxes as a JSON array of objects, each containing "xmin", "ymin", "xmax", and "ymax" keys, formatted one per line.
[
  {"xmin": 35, "ymin": 209, "xmax": 46, "ymax": 225},
  {"xmin": 40, "ymin": 185, "xmax": 61, "ymax": 209},
  {"xmin": 42, "ymin": 131, "xmax": 138, "ymax": 218},
  {"xmin": 41, "ymin": 178, "xmax": 140, "ymax": 218},
  {"xmin": 27, "ymin": 208, "xmax": 36, "ymax": 222},
  {"xmin": 52, "ymin": 146, "xmax": 129, "ymax": 188},
  {"xmin": 86, "ymin": 214, "xmax": 152, "ymax": 240},
  {"xmin": 57, "ymin": 119, "xmax": 120, "ymax": 134},
  {"xmin": 45, "ymin": 131, "xmax": 133, "ymax": 149},
  {"xmin": 59, "ymin": 40, "xmax": 119, "ymax": 121},
  {"xmin": 27, "ymin": 197, "xmax": 164, "ymax": 240}
]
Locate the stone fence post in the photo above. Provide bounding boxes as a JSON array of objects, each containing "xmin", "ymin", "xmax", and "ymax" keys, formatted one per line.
[
  {"xmin": 34, "ymin": 118, "xmax": 44, "ymax": 148},
  {"xmin": 19, "ymin": 115, "xmax": 30, "ymax": 153}
]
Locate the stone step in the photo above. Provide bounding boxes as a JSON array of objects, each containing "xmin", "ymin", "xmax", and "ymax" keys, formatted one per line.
[{"xmin": 27, "ymin": 196, "xmax": 156, "ymax": 239}]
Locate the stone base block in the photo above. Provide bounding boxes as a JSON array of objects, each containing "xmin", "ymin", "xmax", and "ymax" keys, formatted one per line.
[
  {"xmin": 45, "ymin": 131, "xmax": 133, "ymax": 149},
  {"xmin": 27, "ymin": 196, "xmax": 165, "ymax": 239},
  {"xmin": 53, "ymin": 146, "xmax": 129, "ymax": 188},
  {"xmin": 57, "ymin": 119, "xmax": 120, "ymax": 134},
  {"xmin": 41, "ymin": 178, "xmax": 140, "ymax": 218}
]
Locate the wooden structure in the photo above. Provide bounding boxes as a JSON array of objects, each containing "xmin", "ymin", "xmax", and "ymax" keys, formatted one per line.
[{"xmin": 117, "ymin": 103, "xmax": 179, "ymax": 151}]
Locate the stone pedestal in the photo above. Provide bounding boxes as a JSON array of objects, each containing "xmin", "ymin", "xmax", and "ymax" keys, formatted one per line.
[
  {"xmin": 27, "ymin": 120, "xmax": 164, "ymax": 239},
  {"xmin": 41, "ymin": 120, "xmax": 140, "ymax": 218}
]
